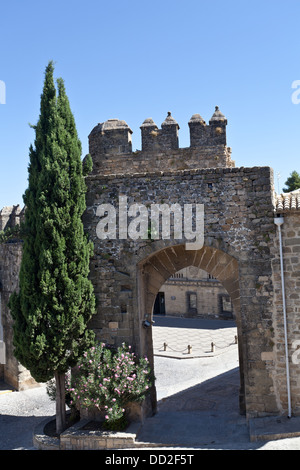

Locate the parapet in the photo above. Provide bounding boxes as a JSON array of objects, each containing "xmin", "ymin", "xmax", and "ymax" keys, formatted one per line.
[
  {"xmin": 140, "ymin": 112, "xmax": 179, "ymax": 151},
  {"xmin": 88, "ymin": 119, "xmax": 133, "ymax": 156},
  {"xmin": 189, "ymin": 107, "xmax": 227, "ymax": 147},
  {"xmin": 88, "ymin": 107, "xmax": 233, "ymax": 175}
]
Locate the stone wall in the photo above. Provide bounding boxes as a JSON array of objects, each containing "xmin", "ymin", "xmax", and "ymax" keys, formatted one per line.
[
  {"xmin": 160, "ymin": 277, "xmax": 232, "ymax": 319},
  {"xmin": 271, "ymin": 193, "xmax": 300, "ymax": 416},
  {"xmin": 154, "ymin": 266, "xmax": 232, "ymax": 318},
  {"xmin": 89, "ymin": 145, "xmax": 234, "ymax": 177},
  {"xmin": 0, "ymin": 242, "xmax": 37, "ymax": 389},
  {"xmin": 0, "ymin": 206, "xmax": 38, "ymax": 390},
  {"xmin": 84, "ymin": 163, "xmax": 278, "ymax": 418}
]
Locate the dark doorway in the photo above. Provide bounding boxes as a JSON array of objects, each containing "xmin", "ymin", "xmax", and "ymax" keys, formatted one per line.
[{"xmin": 153, "ymin": 292, "xmax": 165, "ymax": 315}]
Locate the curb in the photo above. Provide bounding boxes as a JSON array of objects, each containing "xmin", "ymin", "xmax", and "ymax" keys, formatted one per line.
[
  {"xmin": 33, "ymin": 416, "xmax": 162, "ymax": 450},
  {"xmin": 33, "ymin": 415, "xmax": 60, "ymax": 450},
  {"xmin": 249, "ymin": 415, "xmax": 300, "ymax": 442}
]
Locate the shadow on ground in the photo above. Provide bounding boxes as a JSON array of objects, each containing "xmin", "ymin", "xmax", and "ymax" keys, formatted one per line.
[
  {"xmin": 0, "ymin": 414, "xmax": 49, "ymax": 450},
  {"xmin": 153, "ymin": 315, "xmax": 236, "ymax": 331},
  {"xmin": 136, "ymin": 367, "xmax": 265, "ymax": 449}
]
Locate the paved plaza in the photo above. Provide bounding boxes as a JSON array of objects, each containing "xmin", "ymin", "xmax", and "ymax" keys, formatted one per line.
[
  {"xmin": 2, "ymin": 316, "xmax": 300, "ymax": 449},
  {"xmin": 152, "ymin": 315, "xmax": 237, "ymax": 359}
]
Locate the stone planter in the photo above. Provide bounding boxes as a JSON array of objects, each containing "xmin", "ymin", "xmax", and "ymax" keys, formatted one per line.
[
  {"xmin": 33, "ymin": 415, "xmax": 146, "ymax": 450},
  {"xmin": 59, "ymin": 419, "xmax": 143, "ymax": 450},
  {"xmin": 79, "ymin": 401, "xmax": 144, "ymax": 424}
]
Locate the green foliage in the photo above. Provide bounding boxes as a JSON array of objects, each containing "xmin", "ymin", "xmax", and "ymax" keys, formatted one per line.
[
  {"xmin": 0, "ymin": 224, "xmax": 23, "ymax": 243},
  {"xmin": 82, "ymin": 154, "xmax": 93, "ymax": 176},
  {"xmin": 68, "ymin": 343, "xmax": 154, "ymax": 430},
  {"xmin": 283, "ymin": 170, "xmax": 300, "ymax": 193},
  {"xmin": 9, "ymin": 61, "xmax": 96, "ymax": 383}
]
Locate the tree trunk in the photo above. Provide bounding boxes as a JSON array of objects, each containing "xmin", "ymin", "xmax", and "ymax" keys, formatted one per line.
[{"xmin": 55, "ymin": 371, "xmax": 66, "ymax": 435}]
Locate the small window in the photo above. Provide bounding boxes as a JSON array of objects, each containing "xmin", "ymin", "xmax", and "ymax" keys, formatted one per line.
[{"xmin": 221, "ymin": 295, "xmax": 232, "ymax": 313}]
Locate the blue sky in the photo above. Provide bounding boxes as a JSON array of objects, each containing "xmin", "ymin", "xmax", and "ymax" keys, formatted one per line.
[{"xmin": 1, "ymin": 0, "xmax": 300, "ymax": 210}]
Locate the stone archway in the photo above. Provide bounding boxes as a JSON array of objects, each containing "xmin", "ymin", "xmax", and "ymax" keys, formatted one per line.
[
  {"xmin": 83, "ymin": 117, "xmax": 282, "ymax": 422},
  {"xmin": 137, "ymin": 243, "xmax": 246, "ymax": 415}
]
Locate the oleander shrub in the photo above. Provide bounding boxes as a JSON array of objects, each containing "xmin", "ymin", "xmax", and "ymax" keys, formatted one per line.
[{"xmin": 68, "ymin": 342, "xmax": 154, "ymax": 430}]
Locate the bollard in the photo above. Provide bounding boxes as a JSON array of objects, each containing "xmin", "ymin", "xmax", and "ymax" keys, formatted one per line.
[
  {"xmin": 163, "ymin": 342, "xmax": 168, "ymax": 351},
  {"xmin": 211, "ymin": 342, "xmax": 215, "ymax": 352},
  {"xmin": 235, "ymin": 335, "xmax": 238, "ymax": 344},
  {"xmin": 188, "ymin": 345, "xmax": 192, "ymax": 354}
]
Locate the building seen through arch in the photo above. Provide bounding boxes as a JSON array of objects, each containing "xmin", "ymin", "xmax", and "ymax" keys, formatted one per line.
[{"xmin": 153, "ymin": 266, "xmax": 233, "ymax": 319}]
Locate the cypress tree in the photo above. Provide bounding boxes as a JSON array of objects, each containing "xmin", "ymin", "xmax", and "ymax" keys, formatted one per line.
[{"xmin": 9, "ymin": 62, "xmax": 96, "ymax": 433}]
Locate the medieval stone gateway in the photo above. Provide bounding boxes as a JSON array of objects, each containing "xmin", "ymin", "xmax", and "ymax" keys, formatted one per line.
[
  {"xmin": 84, "ymin": 160, "xmax": 277, "ymax": 420},
  {"xmin": 1, "ymin": 107, "xmax": 300, "ymax": 432}
]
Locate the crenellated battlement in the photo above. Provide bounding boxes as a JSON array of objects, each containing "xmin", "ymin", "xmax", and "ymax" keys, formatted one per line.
[
  {"xmin": 88, "ymin": 107, "xmax": 234, "ymax": 176},
  {"xmin": 140, "ymin": 112, "xmax": 180, "ymax": 151},
  {"xmin": 189, "ymin": 106, "xmax": 227, "ymax": 147},
  {"xmin": 88, "ymin": 118, "xmax": 133, "ymax": 156},
  {"xmin": 0, "ymin": 205, "xmax": 24, "ymax": 232}
]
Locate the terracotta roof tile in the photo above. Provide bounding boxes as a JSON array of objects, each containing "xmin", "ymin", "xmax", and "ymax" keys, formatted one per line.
[{"xmin": 275, "ymin": 189, "xmax": 300, "ymax": 211}]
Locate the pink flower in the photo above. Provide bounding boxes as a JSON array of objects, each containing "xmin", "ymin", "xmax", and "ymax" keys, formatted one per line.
[{"xmin": 105, "ymin": 415, "xmax": 109, "ymax": 420}]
